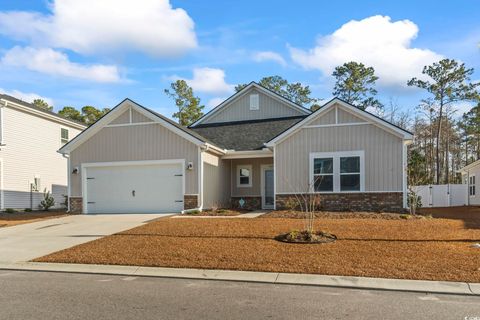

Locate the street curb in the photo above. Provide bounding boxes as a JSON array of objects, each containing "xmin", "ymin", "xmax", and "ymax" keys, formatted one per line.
[{"xmin": 0, "ymin": 262, "xmax": 478, "ymax": 296}]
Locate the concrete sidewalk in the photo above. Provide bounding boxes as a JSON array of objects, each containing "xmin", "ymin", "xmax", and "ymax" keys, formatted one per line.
[{"xmin": 1, "ymin": 262, "xmax": 478, "ymax": 296}]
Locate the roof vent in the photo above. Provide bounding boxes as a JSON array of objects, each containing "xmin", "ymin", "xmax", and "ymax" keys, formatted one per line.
[{"xmin": 249, "ymin": 94, "xmax": 259, "ymax": 110}]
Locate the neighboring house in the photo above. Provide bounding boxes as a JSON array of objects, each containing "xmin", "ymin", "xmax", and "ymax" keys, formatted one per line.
[
  {"xmin": 459, "ymin": 159, "xmax": 480, "ymax": 205},
  {"xmin": 0, "ymin": 94, "xmax": 86, "ymax": 210},
  {"xmin": 59, "ymin": 82, "xmax": 413, "ymax": 214}
]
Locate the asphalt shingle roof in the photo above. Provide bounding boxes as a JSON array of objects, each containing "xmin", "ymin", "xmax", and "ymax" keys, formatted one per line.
[{"xmin": 189, "ymin": 116, "xmax": 306, "ymax": 151}]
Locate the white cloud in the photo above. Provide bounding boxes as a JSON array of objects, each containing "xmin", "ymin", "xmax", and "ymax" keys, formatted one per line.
[
  {"xmin": 1, "ymin": 46, "xmax": 122, "ymax": 83},
  {"xmin": 0, "ymin": 0, "xmax": 197, "ymax": 57},
  {"xmin": 289, "ymin": 15, "xmax": 443, "ymax": 88},
  {"xmin": 207, "ymin": 97, "xmax": 227, "ymax": 108},
  {"xmin": 253, "ymin": 51, "xmax": 287, "ymax": 66},
  {"xmin": 0, "ymin": 88, "xmax": 53, "ymax": 106},
  {"xmin": 183, "ymin": 68, "xmax": 234, "ymax": 95}
]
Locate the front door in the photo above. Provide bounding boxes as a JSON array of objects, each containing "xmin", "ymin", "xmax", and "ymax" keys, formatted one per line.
[{"xmin": 261, "ymin": 165, "xmax": 274, "ymax": 209}]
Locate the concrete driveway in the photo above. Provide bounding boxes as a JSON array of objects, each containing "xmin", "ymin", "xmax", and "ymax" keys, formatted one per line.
[{"xmin": 0, "ymin": 214, "xmax": 169, "ymax": 263}]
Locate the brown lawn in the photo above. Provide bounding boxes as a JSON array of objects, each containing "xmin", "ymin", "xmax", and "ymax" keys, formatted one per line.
[
  {"xmin": 0, "ymin": 211, "xmax": 68, "ymax": 228},
  {"xmin": 34, "ymin": 210, "xmax": 480, "ymax": 283}
]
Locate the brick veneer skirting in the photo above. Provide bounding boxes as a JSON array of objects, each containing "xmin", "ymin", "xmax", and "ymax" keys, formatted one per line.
[
  {"xmin": 184, "ymin": 194, "xmax": 198, "ymax": 210},
  {"xmin": 276, "ymin": 192, "xmax": 404, "ymax": 212},
  {"xmin": 69, "ymin": 197, "xmax": 83, "ymax": 214},
  {"xmin": 231, "ymin": 196, "xmax": 262, "ymax": 210}
]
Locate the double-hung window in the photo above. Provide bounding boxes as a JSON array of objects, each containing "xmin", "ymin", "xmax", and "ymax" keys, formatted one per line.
[
  {"xmin": 237, "ymin": 165, "xmax": 252, "ymax": 187},
  {"xmin": 310, "ymin": 151, "xmax": 364, "ymax": 193},
  {"xmin": 469, "ymin": 175, "xmax": 476, "ymax": 196},
  {"xmin": 61, "ymin": 128, "xmax": 69, "ymax": 145}
]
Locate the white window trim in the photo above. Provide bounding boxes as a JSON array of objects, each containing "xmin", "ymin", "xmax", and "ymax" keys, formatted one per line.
[
  {"xmin": 469, "ymin": 174, "xmax": 476, "ymax": 197},
  {"xmin": 250, "ymin": 94, "xmax": 259, "ymax": 110},
  {"xmin": 309, "ymin": 151, "xmax": 365, "ymax": 193},
  {"xmin": 237, "ymin": 164, "xmax": 252, "ymax": 188}
]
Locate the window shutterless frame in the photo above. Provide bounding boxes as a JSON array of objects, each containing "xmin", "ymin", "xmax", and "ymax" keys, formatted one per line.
[
  {"xmin": 236, "ymin": 164, "xmax": 252, "ymax": 188},
  {"xmin": 309, "ymin": 151, "xmax": 365, "ymax": 193}
]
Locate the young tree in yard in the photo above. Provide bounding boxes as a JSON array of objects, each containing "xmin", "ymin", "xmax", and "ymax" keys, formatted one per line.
[
  {"xmin": 32, "ymin": 99, "xmax": 53, "ymax": 111},
  {"xmin": 408, "ymin": 59, "xmax": 480, "ymax": 184},
  {"xmin": 81, "ymin": 106, "xmax": 110, "ymax": 125},
  {"xmin": 236, "ymin": 75, "xmax": 318, "ymax": 107},
  {"xmin": 461, "ymin": 102, "xmax": 480, "ymax": 162},
  {"xmin": 332, "ymin": 61, "xmax": 382, "ymax": 111},
  {"xmin": 165, "ymin": 80, "xmax": 204, "ymax": 126},
  {"xmin": 58, "ymin": 106, "xmax": 83, "ymax": 122}
]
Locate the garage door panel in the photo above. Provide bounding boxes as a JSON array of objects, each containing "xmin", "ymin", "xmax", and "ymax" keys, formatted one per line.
[{"xmin": 85, "ymin": 162, "xmax": 184, "ymax": 214}]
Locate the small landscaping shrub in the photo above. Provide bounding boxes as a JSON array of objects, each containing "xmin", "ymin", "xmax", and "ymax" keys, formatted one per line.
[
  {"xmin": 283, "ymin": 198, "xmax": 298, "ymax": 211},
  {"xmin": 39, "ymin": 189, "xmax": 55, "ymax": 211},
  {"xmin": 400, "ymin": 214, "xmax": 412, "ymax": 220},
  {"xmin": 186, "ymin": 210, "xmax": 200, "ymax": 215},
  {"xmin": 5, "ymin": 208, "xmax": 15, "ymax": 213},
  {"xmin": 24, "ymin": 208, "xmax": 32, "ymax": 212}
]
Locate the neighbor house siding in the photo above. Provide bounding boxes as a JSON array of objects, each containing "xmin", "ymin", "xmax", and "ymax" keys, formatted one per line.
[
  {"xmin": 69, "ymin": 123, "xmax": 199, "ymax": 197},
  {"xmin": 1, "ymin": 106, "xmax": 82, "ymax": 209},
  {"xmin": 202, "ymin": 88, "xmax": 305, "ymax": 124},
  {"xmin": 464, "ymin": 164, "xmax": 480, "ymax": 206},
  {"xmin": 202, "ymin": 152, "xmax": 231, "ymax": 209},
  {"xmin": 275, "ymin": 124, "xmax": 403, "ymax": 193},
  {"xmin": 230, "ymin": 157, "xmax": 273, "ymax": 197}
]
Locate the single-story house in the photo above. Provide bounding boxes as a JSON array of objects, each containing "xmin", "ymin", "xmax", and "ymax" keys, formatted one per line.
[
  {"xmin": 0, "ymin": 94, "xmax": 86, "ymax": 210},
  {"xmin": 459, "ymin": 159, "xmax": 480, "ymax": 205},
  {"xmin": 59, "ymin": 82, "xmax": 413, "ymax": 214}
]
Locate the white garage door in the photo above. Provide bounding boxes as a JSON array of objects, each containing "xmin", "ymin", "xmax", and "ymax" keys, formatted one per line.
[{"xmin": 84, "ymin": 162, "xmax": 184, "ymax": 214}]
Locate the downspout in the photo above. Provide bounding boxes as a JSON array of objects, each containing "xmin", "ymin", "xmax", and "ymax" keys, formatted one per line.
[
  {"xmin": 181, "ymin": 144, "xmax": 208, "ymax": 213},
  {"xmin": 62, "ymin": 153, "xmax": 71, "ymax": 212}
]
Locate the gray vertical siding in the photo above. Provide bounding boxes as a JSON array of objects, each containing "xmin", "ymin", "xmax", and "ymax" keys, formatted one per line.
[
  {"xmin": 132, "ymin": 110, "xmax": 153, "ymax": 123},
  {"xmin": 230, "ymin": 157, "xmax": 273, "ymax": 196},
  {"xmin": 310, "ymin": 108, "xmax": 336, "ymax": 125},
  {"xmin": 70, "ymin": 124, "xmax": 199, "ymax": 196},
  {"xmin": 337, "ymin": 108, "xmax": 364, "ymax": 123},
  {"xmin": 202, "ymin": 152, "xmax": 231, "ymax": 208},
  {"xmin": 109, "ymin": 110, "xmax": 130, "ymax": 125},
  {"xmin": 276, "ymin": 124, "xmax": 403, "ymax": 193},
  {"xmin": 203, "ymin": 88, "xmax": 306, "ymax": 124}
]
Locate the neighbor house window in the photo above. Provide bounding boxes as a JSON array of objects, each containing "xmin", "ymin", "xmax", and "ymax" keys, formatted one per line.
[
  {"xmin": 469, "ymin": 175, "xmax": 476, "ymax": 196},
  {"xmin": 61, "ymin": 128, "xmax": 69, "ymax": 145},
  {"xmin": 237, "ymin": 165, "xmax": 252, "ymax": 187},
  {"xmin": 310, "ymin": 151, "xmax": 364, "ymax": 193}
]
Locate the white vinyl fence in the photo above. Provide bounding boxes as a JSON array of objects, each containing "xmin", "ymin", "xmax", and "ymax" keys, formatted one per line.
[{"xmin": 412, "ymin": 184, "xmax": 468, "ymax": 208}]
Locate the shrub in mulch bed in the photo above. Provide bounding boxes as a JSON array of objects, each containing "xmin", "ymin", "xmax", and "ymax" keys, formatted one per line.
[
  {"xmin": 276, "ymin": 230, "xmax": 337, "ymax": 244},
  {"xmin": 260, "ymin": 210, "xmax": 430, "ymax": 220}
]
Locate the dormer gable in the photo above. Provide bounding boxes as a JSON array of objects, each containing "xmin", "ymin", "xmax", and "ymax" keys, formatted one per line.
[{"xmin": 190, "ymin": 82, "xmax": 311, "ymax": 126}]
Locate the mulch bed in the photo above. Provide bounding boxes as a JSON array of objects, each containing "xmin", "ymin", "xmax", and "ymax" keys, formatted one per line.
[
  {"xmin": 34, "ymin": 217, "xmax": 480, "ymax": 282},
  {"xmin": 0, "ymin": 211, "xmax": 68, "ymax": 227},
  {"xmin": 183, "ymin": 209, "xmax": 248, "ymax": 216},
  {"xmin": 259, "ymin": 210, "xmax": 423, "ymax": 220}
]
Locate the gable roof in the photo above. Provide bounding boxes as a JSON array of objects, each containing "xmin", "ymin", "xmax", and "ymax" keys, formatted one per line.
[
  {"xmin": 266, "ymin": 98, "xmax": 413, "ymax": 146},
  {"xmin": 0, "ymin": 93, "xmax": 86, "ymax": 129},
  {"xmin": 190, "ymin": 82, "xmax": 311, "ymax": 127},
  {"xmin": 190, "ymin": 116, "xmax": 306, "ymax": 151},
  {"xmin": 459, "ymin": 159, "xmax": 480, "ymax": 173},
  {"xmin": 59, "ymin": 98, "xmax": 225, "ymax": 154}
]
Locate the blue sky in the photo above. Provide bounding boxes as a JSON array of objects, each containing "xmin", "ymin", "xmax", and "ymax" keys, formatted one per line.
[{"xmin": 0, "ymin": 0, "xmax": 478, "ymax": 118}]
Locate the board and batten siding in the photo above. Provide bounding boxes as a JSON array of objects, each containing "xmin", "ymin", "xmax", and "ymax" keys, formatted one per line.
[
  {"xmin": 1, "ymin": 105, "xmax": 82, "ymax": 209},
  {"xmin": 69, "ymin": 123, "xmax": 199, "ymax": 197},
  {"xmin": 202, "ymin": 88, "xmax": 304, "ymax": 124},
  {"xmin": 202, "ymin": 152, "xmax": 231, "ymax": 209},
  {"xmin": 275, "ymin": 124, "xmax": 403, "ymax": 193},
  {"xmin": 108, "ymin": 109, "xmax": 153, "ymax": 125},
  {"xmin": 230, "ymin": 157, "xmax": 273, "ymax": 197}
]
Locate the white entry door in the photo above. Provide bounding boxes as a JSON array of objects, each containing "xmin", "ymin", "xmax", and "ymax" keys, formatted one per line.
[
  {"xmin": 261, "ymin": 165, "xmax": 274, "ymax": 209},
  {"xmin": 83, "ymin": 161, "xmax": 184, "ymax": 214}
]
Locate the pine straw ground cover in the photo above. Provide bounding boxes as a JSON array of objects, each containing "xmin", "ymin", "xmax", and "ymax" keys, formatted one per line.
[
  {"xmin": 0, "ymin": 211, "xmax": 67, "ymax": 228},
  {"xmin": 34, "ymin": 217, "xmax": 480, "ymax": 283}
]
